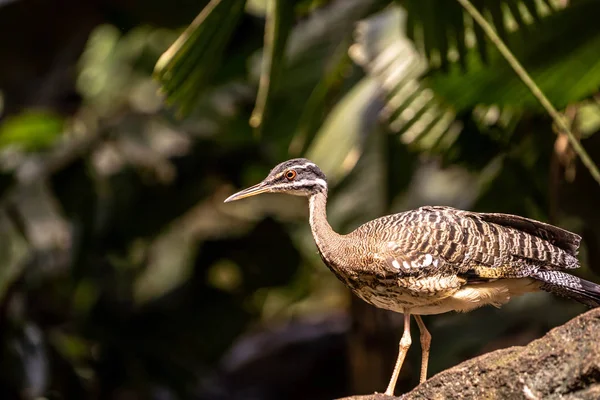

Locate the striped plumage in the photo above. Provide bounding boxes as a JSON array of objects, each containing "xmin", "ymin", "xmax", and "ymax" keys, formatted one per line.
[{"xmin": 224, "ymin": 158, "xmax": 600, "ymax": 396}]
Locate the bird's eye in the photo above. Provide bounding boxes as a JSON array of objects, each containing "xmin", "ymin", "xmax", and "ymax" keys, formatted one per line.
[{"xmin": 285, "ymin": 170, "xmax": 297, "ymax": 180}]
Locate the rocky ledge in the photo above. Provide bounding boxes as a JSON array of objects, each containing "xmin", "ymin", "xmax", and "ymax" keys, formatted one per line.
[{"xmin": 341, "ymin": 308, "xmax": 600, "ymax": 400}]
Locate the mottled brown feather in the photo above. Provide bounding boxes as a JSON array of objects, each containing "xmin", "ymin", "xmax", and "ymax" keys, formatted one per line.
[
  {"xmin": 476, "ymin": 212, "xmax": 581, "ymax": 255},
  {"xmin": 353, "ymin": 206, "xmax": 581, "ymax": 282}
]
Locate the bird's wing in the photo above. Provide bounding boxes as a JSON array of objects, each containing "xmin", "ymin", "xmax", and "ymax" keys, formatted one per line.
[
  {"xmin": 370, "ymin": 206, "xmax": 468, "ymax": 277},
  {"xmin": 375, "ymin": 241, "xmax": 446, "ymax": 272},
  {"xmin": 370, "ymin": 206, "xmax": 580, "ymax": 280},
  {"xmin": 475, "ymin": 212, "xmax": 580, "ymax": 255}
]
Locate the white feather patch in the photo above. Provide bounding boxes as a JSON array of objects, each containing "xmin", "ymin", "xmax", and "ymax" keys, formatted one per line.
[
  {"xmin": 291, "ymin": 178, "xmax": 327, "ymax": 189},
  {"xmin": 314, "ymin": 178, "xmax": 328, "ymax": 189},
  {"xmin": 423, "ymin": 254, "xmax": 433, "ymax": 267}
]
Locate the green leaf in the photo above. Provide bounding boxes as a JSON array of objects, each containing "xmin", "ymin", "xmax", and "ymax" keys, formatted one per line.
[
  {"xmin": 351, "ymin": 6, "xmax": 460, "ymax": 154},
  {"xmin": 404, "ymin": 0, "xmax": 559, "ymax": 68},
  {"xmin": 0, "ymin": 110, "xmax": 65, "ymax": 150},
  {"xmin": 576, "ymin": 101, "xmax": 600, "ymax": 139},
  {"xmin": 287, "ymin": 41, "xmax": 353, "ymax": 156},
  {"xmin": 154, "ymin": 0, "xmax": 247, "ymax": 115},
  {"xmin": 351, "ymin": 5, "xmax": 528, "ymax": 170},
  {"xmin": 305, "ymin": 76, "xmax": 382, "ymax": 184},
  {"xmin": 426, "ymin": 0, "xmax": 600, "ymax": 111},
  {"xmin": 248, "ymin": 0, "xmax": 382, "ymax": 153},
  {"xmin": 249, "ymin": 0, "xmax": 295, "ymax": 136},
  {"xmin": 276, "ymin": 0, "xmax": 384, "ymax": 95}
]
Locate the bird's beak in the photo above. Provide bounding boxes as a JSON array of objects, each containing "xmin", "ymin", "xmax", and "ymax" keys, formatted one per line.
[{"xmin": 224, "ymin": 182, "xmax": 270, "ymax": 203}]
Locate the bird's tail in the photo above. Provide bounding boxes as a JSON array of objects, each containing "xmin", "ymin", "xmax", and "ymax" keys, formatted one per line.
[{"xmin": 533, "ymin": 270, "xmax": 600, "ymax": 308}]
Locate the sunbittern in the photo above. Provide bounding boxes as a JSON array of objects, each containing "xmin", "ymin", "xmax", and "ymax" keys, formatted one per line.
[{"xmin": 224, "ymin": 158, "xmax": 600, "ymax": 396}]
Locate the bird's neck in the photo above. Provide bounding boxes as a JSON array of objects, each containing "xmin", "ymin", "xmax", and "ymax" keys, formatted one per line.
[{"xmin": 308, "ymin": 191, "xmax": 345, "ymax": 265}]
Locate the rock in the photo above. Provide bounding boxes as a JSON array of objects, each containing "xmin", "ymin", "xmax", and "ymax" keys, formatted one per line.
[
  {"xmin": 340, "ymin": 308, "xmax": 600, "ymax": 400},
  {"xmin": 338, "ymin": 395, "xmax": 396, "ymax": 400}
]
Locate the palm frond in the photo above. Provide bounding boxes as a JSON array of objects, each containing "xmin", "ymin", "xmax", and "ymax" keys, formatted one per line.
[
  {"xmin": 255, "ymin": 0, "xmax": 383, "ymax": 149},
  {"xmin": 401, "ymin": 0, "xmax": 563, "ymax": 69},
  {"xmin": 305, "ymin": 77, "xmax": 383, "ymax": 183},
  {"xmin": 353, "ymin": 0, "xmax": 600, "ymax": 164},
  {"xmin": 351, "ymin": 6, "xmax": 462, "ymax": 153},
  {"xmin": 427, "ymin": 0, "xmax": 600, "ymax": 111},
  {"xmin": 154, "ymin": 0, "xmax": 247, "ymax": 116}
]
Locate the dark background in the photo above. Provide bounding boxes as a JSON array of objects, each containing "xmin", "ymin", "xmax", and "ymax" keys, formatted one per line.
[{"xmin": 1, "ymin": 0, "xmax": 600, "ymax": 399}]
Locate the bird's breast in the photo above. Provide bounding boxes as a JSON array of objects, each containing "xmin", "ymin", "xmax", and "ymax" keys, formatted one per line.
[
  {"xmin": 351, "ymin": 276, "xmax": 540, "ymax": 315},
  {"xmin": 351, "ymin": 276, "xmax": 462, "ymax": 314}
]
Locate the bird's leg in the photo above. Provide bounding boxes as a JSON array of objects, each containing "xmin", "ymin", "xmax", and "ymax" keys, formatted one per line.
[
  {"xmin": 414, "ymin": 315, "xmax": 431, "ymax": 384},
  {"xmin": 384, "ymin": 312, "xmax": 411, "ymax": 396}
]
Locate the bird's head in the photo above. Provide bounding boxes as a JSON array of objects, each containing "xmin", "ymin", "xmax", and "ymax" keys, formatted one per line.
[{"xmin": 224, "ymin": 158, "xmax": 327, "ymax": 203}]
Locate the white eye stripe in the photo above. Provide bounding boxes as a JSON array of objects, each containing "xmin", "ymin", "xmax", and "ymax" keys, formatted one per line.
[
  {"xmin": 289, "ymin": 178, "xmax": 327, "ymax": 189},
  {"xmin": 275, "ymin": 164, "xmax": 316, "ymax": 180},
  {"xmin": 289, "ymin": 163, "xmax": 318, "ymax": 171},
  {"xmin": 313, "ymin": 178, "xmax": 327, "ymax": 188}
]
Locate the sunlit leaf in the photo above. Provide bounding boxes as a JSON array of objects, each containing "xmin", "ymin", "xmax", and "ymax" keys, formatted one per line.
[
  {"xmin": 288, "ymin": 42, "xmax": 353, "ymax": 156},
  {"xmin": 0, "ymin": 110, "xmax": 64, "ymax": 150},
  {"xmin": 248, "ymin": 0, "xmax": 382, "ymax": 152},
  {"xmin": 305, "ymin": 76, "xmax": 382, "ymax": 184},
  {"xmin": 351, "ymin": 6, "xmax": 461, "ymax": 154},
  {"xmin": 576, "ymin": 101, "xmax": 600, "ymax": 139}
]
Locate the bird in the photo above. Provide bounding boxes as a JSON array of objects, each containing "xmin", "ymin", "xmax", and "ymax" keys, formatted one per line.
[{"xmin": 224, "ymin": 158, "xmax": 600, "ymax": 396}]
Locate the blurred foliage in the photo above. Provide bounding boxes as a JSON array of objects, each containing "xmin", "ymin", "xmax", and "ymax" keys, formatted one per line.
[
  {"xmin": 0, "ymin": 0, "xmax": 599, "ymax": 399},
  {"xmin": 0, "ymin": 111, "xmax": 65, "ymax": 150}
]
